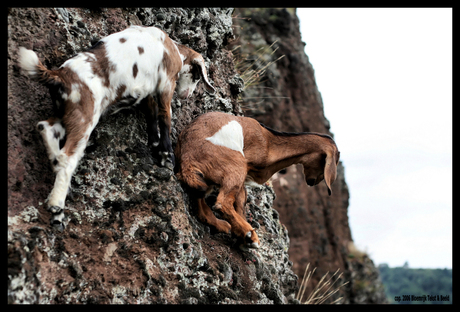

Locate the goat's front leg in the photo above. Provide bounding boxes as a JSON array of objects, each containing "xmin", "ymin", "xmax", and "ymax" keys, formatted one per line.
[
  {"xmin": 157, "ymin": 91, "xmax": 174, "ymax": 170},
  {"xmin": 215, "ymin": 185, "xmax": 260, "ymax": 249},
  {"xmin": 234, "ymin": 186, "xmax": 248, "ymax": 218},
  {"xmin": 141, "ymin": 95, "xmax": 160, "ymax": 151}
]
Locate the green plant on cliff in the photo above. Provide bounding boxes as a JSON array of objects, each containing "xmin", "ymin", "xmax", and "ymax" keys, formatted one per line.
[{"xmin": 296, "ymin": 263, "xmax": 349, "ymax": 304}]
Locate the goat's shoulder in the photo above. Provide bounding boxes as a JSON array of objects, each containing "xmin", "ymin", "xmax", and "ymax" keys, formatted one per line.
[
  {"xmin": 190, "ymin": 112, "xmax": 234, "ymax": 134},
  {"xmin": 175, "ymin": 43, "xmax": 202, "ymax": 64}
]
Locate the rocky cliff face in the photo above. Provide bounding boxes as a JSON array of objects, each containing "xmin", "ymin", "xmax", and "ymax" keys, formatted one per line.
[
  {"xmin": 8, "ymin": 7, "xmax": 386, "ymax": 304},
  {"xmin": 232, "ymin": 8, "xmax": 387, "ymax": 303},
  {"xmin": 8, "ymin": 8, "xmax": 297, "ymax": 304}
]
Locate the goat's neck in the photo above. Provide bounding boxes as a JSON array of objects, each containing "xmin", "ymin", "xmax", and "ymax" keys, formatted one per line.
[
  {"xmin": 246, "ymin": 131, "xmax": 324, "ymax": 184},
  {"xmin": 271, "ymin": 132, "xmax": 324, "ymax": 159}
]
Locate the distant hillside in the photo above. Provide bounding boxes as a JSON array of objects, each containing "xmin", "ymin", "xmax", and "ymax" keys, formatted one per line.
[{"xmin": 378, "ymin": 264, "xmax": 452, "ymax": 304}]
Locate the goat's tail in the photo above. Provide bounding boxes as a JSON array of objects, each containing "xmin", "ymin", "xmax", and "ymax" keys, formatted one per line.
[
  {"xmin": 18, "ymin": 47, "xmax": 60, "ymax": 85},
  {"xmin": 177, "ymin": 165, "xmax": 208, "ymax": 197}
]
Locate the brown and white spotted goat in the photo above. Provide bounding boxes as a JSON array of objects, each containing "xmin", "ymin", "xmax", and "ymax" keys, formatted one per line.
[
  {"xmin": 18, "ymin": 25, "xmax": 215, "ymax": 231},
  {"xmin": 176, "ymin": 112, "xmax": 340, "ymax": 249}
]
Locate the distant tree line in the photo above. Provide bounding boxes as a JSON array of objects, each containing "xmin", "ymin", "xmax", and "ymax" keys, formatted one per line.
[{"xmin": 378, "ymin": 263, "xmax": 452, "ymax": 304}]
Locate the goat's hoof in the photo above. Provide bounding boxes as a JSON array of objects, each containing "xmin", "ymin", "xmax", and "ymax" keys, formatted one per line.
[
  {"xmin": 249, "ymin": 242, "xmax": 260, "ymax": 249},
  {"xmin": 245, "ymin": 231, "xmax": 260, "ymax": 249},
  {"xmin": 238, "ymin": 242, "xmax": 259, "ymax": 251},
  {"xmin": 50, "ymin": 219, "xmax": 65, "ymax": 232},
  {"xmin": 48, "ymin": 206, "xmax": 63, "ymax": 214},
  {"xmin": 164, "ymin": 161, "xmax": 174, "ymax": 171},
  {"xmin": 159, "ymin": 152, "xmax": 175, "ymax": 170},
  {"xmin": 213, "ymin": 202, "xmax": 223, "ymax": 211},
  {"xmin": 48, "ymin": 206, "xmax": 66, "ymax": 232},
  {"xmin": 215, "ymin": 219, "xmax": 231, "ymax": 234}
]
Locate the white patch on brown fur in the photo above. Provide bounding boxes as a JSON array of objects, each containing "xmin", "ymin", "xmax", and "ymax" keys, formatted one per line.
[
  {"xmin": 69, "ymin": 83, "xmax": 81, "ymax": 103},
  {"xmin": 206, "ymin": 120, "xmax": 244, "ymax": 156}
]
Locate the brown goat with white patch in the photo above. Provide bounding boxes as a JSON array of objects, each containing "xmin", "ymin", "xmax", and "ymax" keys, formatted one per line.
[
  {"xmin": 175, "ymin": 112, "xmax": 340, "ymax": 248},
  {"xmin": 18, "ymin": 26, "xmax": 215, "ymax": 231}
]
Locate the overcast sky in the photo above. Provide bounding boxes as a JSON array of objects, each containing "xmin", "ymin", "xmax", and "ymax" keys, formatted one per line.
[{"xmin": 296, "ymin": 8, "xmax": 452, "ymax": 269}]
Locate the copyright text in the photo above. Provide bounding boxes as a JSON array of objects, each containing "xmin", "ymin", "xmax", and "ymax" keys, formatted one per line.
[{"xmin": 394, "ymin": 295, "xmax": 450, "ymax": 303}]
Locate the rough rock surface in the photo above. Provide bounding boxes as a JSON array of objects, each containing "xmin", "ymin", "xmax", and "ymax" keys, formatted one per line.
[
  {"xmin": 345, "ymin": 256, "xmax": 388, "ymax": 304},
  {"xmin": 8, "ymin": 7, "xmax": 387, "ymax": 304},
  {"xmin": 232, "ymin": 8, "xmax": 387, "ymax": 303},
  {"xmin": 8, "ymin": 8, "xmax": 297, "ymax": 304}
]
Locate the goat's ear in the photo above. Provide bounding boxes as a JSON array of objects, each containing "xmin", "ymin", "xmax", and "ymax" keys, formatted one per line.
[
  {"xmin": 192, "ymin": 57, "xmax": 215, "ymax": 94},
  {"xmin": 324, "ymin": 150, "xmax": 338, "ymax": 196}
]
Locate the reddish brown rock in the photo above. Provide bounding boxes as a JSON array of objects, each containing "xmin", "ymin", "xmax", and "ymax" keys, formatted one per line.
[{"xmin": 232, "ymin": 8, "xmax": 386, "ymax": 303}]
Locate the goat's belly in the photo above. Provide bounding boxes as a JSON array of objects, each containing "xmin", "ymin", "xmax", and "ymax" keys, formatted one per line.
[
  {"xmin": 244, "ymin": 175, "xmax": 263, "ymax": 187},
  {"xmin": 106, "ymin": 96, "xmax": 139, "ymax": 115}
]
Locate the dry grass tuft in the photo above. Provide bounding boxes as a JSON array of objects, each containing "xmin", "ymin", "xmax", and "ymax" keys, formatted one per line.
[
  {"xmin": 232, "ymin": 41, "xmax": 285, "ymax": 91},
  {"xmin": 296, "ymin": 263, "xmax": 349, "ymax": 304},
  {"xmin": 231, "ymin": 41, "xmax": 288, "ymax": 113}
]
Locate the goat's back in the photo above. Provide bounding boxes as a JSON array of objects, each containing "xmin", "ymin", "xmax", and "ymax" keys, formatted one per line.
[
  {"xmin": 59, "ymin": 26, "xmax": 181, "ymax": 110},
  {"xmin": 182, "ymin": 112, "xmax": 239, "ymax": 139},
  {"xmin": 100, "ymin": 26, "xmax": 168, "ymax": 93}
]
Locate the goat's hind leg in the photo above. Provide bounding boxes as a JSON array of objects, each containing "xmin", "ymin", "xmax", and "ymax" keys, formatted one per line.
[
  {"xmin": 44, "ymin": 112, "xmax": 92, "ymax": 231},
  {"xmin": 196, "ymin": 197, "xmax": 231, "ymax": 234},
  {"xmin": 36, "ymin": 117, "xmax": 68, "ymax": 231},
  {"xmin": 37, "ymin": 117, "xmax": 66, "ymax": 171},
  {"xmin": 47, "ymin": 132, "xmax": 89, "ymax": 231},
  {"xmin": 178, "ymin": 165, "xmax": 231, "ymax": 233}
]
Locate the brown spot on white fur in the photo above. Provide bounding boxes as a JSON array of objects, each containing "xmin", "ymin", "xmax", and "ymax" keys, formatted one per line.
[
  {"xmin": 132, "ymin": 63, "xmax": 138, "ymax": 78},
  {"xmin": 87, "ymin": 42, "xmax": 114, "ymax": 88},
  {"xmin": 18, "ymin": 26, "xmax": 215, "ymax": 230}
]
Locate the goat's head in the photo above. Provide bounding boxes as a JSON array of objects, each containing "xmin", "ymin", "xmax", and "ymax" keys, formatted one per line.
[
  {"xmin": 176, "ymin": 52, "xmax": 215, "ymax": 99},
  {"xmin": 300, "ymin": 137, "xmax": 340, "ymax": 196}
]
